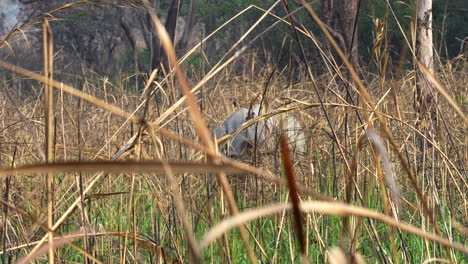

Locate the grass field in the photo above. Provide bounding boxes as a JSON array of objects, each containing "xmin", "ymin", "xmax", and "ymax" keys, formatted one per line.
[{"xmin": 0, "ymin": 2, "xmax": 466, "ymax": 263}]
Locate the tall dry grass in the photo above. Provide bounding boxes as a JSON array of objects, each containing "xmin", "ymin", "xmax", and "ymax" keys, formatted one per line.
[{"xmin": 0, "ymin": 1, "xmax": 466, "ymax": 263}]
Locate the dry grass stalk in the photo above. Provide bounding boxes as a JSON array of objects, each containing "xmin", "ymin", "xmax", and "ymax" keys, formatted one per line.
[
  {"xmin": 0, "ymin": 1, "xmax": 92, "ymax": 50},
  {"xmin": 0, "ymin": 2, "xmax": 327, "ymax": 199},
  {"xmin": 0, "ymin": 59, "xmax": 328, "ymax": 200},
  {"xmin": 327, "ymin": 247, "xmax": 365, "ymax": 264},
  {"xmin": 42, "ymin": 18, "xmax": 55, "ymax": 264},
  {"xmin": 150, "ymin": 1, "xmax": 310, "ymax": 131},
  {"xmin": 299, "ymin": 0, "xmax": 446, "ymax": 246},
  {"xmin": 416, "ymin": 61, "xmax": 467, "ymax": 124},
  {"xmin": 18, "ymin": 171, "xmax": 108, "ymax": 261},
  {"xmin": 17, "ymin": 229, "xmax": 102, "ymax": 264},
  {"xmin": 0, "ymin": 60, "xmax": 142, "ymax": 124},
  {"xmin": 146, "ymin": 124, "xmax": 202, "ymax": 263},
  {"xmin": 2, "ymin": 231, "xmax": 163, "ymax": 255},
  {"xmin": 0, "ymin": 1, "xmax": 465, "ymax": 262},
  {"xmin": 0, "ymin": 197, "xmax": 101, "ymax": 263},
  {"xmin": 143, "ymin": 1, "xmax": 258, "ymax": 262},
  {"xmin": 365, "ymin": 130, "xmax": 400, "ymax": 263},
  {"xmin": 283, "ymin": 5, "xmax": 355, "ymax": 226},
  {"xmin": 365, "ymin": 130, "xmax": 401, "ymax": 212}
]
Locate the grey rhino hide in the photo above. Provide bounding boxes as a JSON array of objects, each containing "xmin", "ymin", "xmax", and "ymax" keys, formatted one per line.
[
  {"xmin": 214, "ymin": 105, "xmax": 265, "ymax": 157},
  {"xmin": 214, "ymin": 105, "xmax": 306, "ymax": 158},
  {"xmin": 268, "ymin": 113, "xmax": 307, "ymax": 153}
]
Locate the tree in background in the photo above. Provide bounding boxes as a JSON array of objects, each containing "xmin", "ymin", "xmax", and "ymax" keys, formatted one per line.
[
  {"xmin": 149, "ymin": 0, "xmax": 182, "ymax": 70},
  {"xmin": 1, "ymin": 0, "xmax": 465, "ymax": 77},
  {"xmin": 321, "ymin": 0, "xmax": 360, "ymax": 68},
  {"xmin": 177, "ymin": 0, "xmax": 198, "ymax": 53},
  {"xmin": 415, "ymin": 0, "xmax": 436, "ymax": 120}
]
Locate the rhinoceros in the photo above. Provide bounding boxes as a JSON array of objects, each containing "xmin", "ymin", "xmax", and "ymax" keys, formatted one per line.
[{"xmin": 214, "ymin": 104, "xmax": 306, "ymax": 159}]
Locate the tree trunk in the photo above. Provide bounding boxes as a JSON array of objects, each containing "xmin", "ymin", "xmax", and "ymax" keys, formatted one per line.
[
  {"xmin": 178, "ymin": 0, "xmax": 198, "ymax": 53},
  {"xmin": 150, "ymin": 0, "xmax": 182, "ymax": 70},
  {"xmin": 204, "ymin": 0, "xmax": 217, "ymax": 62},
  {"xmin": 321, "ymin": 0, "xmax": 332, "ymax": 26},
  {"xmin": 338, "ymin": 0, "xmax": 358, "ymax": 66},
  {"xmin": 416, "ymin": 0, "xmax": 436, "ymax": 119},
  {"xmin": 120, "ymin": 7, "xmax": 140, "ymax": 72},
  {"xmin": 321, "ymin": 0, "xmax": 359, "ymax": 68}
]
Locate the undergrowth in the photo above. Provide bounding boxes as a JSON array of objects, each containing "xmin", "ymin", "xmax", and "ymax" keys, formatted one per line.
[{"xmin": 0, "ymin": 2, "xmax": 466, "ymax": 263}]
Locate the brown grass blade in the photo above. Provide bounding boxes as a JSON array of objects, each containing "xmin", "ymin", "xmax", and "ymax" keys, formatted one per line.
[
  {"xmin": 279, "ymin": 135, "xmax": 307, "ymax": 260},
  {"xmin": 0, "ymin": 160, "xmax": 245, "ymax": 178}
]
